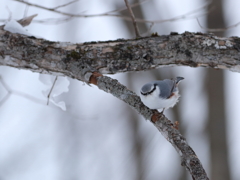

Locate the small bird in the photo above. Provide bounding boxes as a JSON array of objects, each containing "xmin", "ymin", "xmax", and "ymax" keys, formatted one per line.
[{"xmin": 140, "ymin": 77, "xmax": 184, "ymax": 112}]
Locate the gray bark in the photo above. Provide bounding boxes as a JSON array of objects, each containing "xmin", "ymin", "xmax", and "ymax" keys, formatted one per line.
[
  {"xmin": 1, "ymin": 29, "xmax": 240, "ymax": 82},
  {"xmin": 5, "ymin": 26, "xmax": 240, "ymax": 179},
  {"xmin": 95, "ymin": 75, "xmax": 209, "ymax": 180}
]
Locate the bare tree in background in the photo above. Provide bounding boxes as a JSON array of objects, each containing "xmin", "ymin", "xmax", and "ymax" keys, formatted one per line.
[
  {"xmin": 116, "ymin": 1, "xmax": 148, "ymax": 179},
  {"xmin": 206, "ymin": 0, "xmax": 231, "ymax": 179},
  {"xmin": 117, "ymin": 1, "xmax": 186, "ymax": 179}
]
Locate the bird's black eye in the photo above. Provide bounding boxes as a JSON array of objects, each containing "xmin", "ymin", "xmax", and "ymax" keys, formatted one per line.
[{"xmin": 141, "ymin": 84, "xmax": 156, "ymax": 95}]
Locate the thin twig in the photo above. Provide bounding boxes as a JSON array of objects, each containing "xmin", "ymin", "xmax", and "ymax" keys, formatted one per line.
[
  {"xmin": 23, "ymin": 0, "xmax": 29, "ymax": 18},
  {"xmin": 141, "ymin": 22, "xmax": 154, "ymax": 36},
  {"xmin": 52, "ymin": 0, "xmax": 79, "ymax": 10},
  {"xmin": 0, "ymin": 76, "xmax": 46, "ymax": 106},
  {"xmin": 0, "ymin": 12, "xmax": 207, "ymax": 25},
  {"xmin": 107, "ymin": 0, "xmax": 150, "ymax": 14},
  {"xmin": 0, "ymin": 76, "xmax": 11, "ymax": 92},
  {"xmin": 14, "ymin": 0, "xmax": 78, "ymax": 16},
  {"xmin": 124, "ymin": 0, "xmax": 141, "ymax": 38},
  {"xmin": 23, "ymin": 5, "xmax": 29, "ymax": 17},
  {"xmin": 12, "ymin": 0, "xmax": 210, "ymax": 26},
  {"xmin": 0, "ymin": 93, "xmax": 11, "ymax": 107},
  {"xmin": 165, "ymin": 0, "xmax": 211, "ymax": 21},
  {"xmin": 6, "ymin": 6, "xmax": 12, "ymax": 21},
  {"xmin": 0, "ymin": 76, "xmax": 11, "ymax": 106},
  {"xmin": 13, "ymin": 91, "xmax": 47, "ymax": 104},
  {"xmin": 197, "ymin": 18, "xmax": 240, "ymax": 32},
  {"xmin": 32, "ymin": 17, "xmax": 74, "ymax": 24},
  {"xmin": 47, "ymin": 76, "xmax": 58, "ymax": 105}
]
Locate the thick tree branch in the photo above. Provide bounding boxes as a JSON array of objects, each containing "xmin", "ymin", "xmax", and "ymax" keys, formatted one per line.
[
  {"xmin": 0, "ymin": 28, "xmax": 212, "ymax": 179},
  {"xmin": 89, "ymin": 73, "xmax": 209, "ymax": 179},
  {"xmin": 1, "ymin": 30, "xmax": 240, "ymax": 80}
]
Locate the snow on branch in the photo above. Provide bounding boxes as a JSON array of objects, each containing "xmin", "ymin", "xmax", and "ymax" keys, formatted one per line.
[{"xmin": 3, "ymin": 19, "xmax": 32, "ymax": 36}]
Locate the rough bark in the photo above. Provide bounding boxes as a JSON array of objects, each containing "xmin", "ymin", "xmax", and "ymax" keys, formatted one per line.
[
  {"xmin": 1, "ymin": 29, "xmax": 240, "ymax": 83},
  {"xmin": 4, "ymin": 27, "xmax": 238, "ymax": 179},
  {"xmin": 91, "ymin": 74, "xmax": 209, "ymax": 180}
]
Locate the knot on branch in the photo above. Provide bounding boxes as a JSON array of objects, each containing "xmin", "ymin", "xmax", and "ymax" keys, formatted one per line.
[
  {"xmin": 151, "ymin": 110, "xmax": 163, "ymax": 123},
  {"xmin": 89, "ymin": 72, "xmax": 103, "ymax": 85},
  {"xmin": 151, "ymin": 111, "xmax": 178, "ymax": 129}
]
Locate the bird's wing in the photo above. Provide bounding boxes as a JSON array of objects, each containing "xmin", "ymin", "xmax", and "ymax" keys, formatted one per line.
[{"xmin": 156, "ymin": 80, "xmax": 175, "ymax": 98}]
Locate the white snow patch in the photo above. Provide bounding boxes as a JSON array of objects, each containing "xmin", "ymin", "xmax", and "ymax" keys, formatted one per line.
[
  {"xmin": 39, "ymin": 74, "xmax": 70, "ymax": 111},
  {"xmin": 3, "ymin": 19, "xmax": 32, "ymax": 36}
]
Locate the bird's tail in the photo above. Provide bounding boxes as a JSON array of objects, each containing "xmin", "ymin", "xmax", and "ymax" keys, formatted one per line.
[{"xmin": 176, "ymin": 77, "xmax": 184, "ymax": 84}]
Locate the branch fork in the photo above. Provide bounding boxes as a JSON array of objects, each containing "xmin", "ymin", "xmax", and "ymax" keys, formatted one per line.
[
  {"xmin": 0, "ymin": 15, "xmax": 212, "ymax": 179},
  {"xmin": 87, "ymin": 71, "xmax": 208, "ymax": 179}
]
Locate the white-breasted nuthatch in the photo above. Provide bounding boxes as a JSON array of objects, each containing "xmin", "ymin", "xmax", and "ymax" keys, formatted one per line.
[{"xmin": 140, "ymin": 77, "xmax": 184, "ymax": 112}]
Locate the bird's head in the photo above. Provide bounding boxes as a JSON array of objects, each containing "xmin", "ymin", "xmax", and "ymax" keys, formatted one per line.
[{"xmin": 140, "ymin": 83, "xmax": 157, "ymax": 96}]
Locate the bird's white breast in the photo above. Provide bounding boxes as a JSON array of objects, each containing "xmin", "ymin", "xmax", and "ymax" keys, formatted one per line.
[{"xmin": 140, "ymin": 87, "xmax": 180, "ymax": 111}]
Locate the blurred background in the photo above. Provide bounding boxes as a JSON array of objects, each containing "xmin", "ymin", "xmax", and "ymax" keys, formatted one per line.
[{"xmin": 0, "ymin": 0, "xmax": 240, "ymax": 179}]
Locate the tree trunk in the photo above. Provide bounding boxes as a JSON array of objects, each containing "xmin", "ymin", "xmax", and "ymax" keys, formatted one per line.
[{"xmin": 206, "ymin": 0, "xmax": 231, "ymax": 179}]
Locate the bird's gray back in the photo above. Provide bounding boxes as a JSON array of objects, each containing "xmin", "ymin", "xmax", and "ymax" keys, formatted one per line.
[{"xmin": 154, "ymin": 79, "xmax": 176, "ymax": 98}]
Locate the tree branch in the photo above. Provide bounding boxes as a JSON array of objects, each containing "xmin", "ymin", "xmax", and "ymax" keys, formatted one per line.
[
  {"xmin": 52, "ymin": 0, "xmax": 79, "ymax": 10},
  {"xmin": 89, "ymin": 72, "xmax": 209, "ymax": 180},
  {"xmin": 197, "ymin": 18, "xmax": 240, "ymax": 32},
  {"xmin": 12, "ymin": 0, "xmax": 209, "ymax": 26},
  {"xmin": 0, "ymin": 27, "xmax": 213, "ymax": 179},
  {"xmin": 0, "ymin": 76, "xmax": 46, "ymax": 106},
  {"xmin": 47, "ymin": 76, "xmax": 58, "ymax": 105},
  {"xmin": 1, "ymin": 30, "xmax": 240, "ymax": 79}
]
